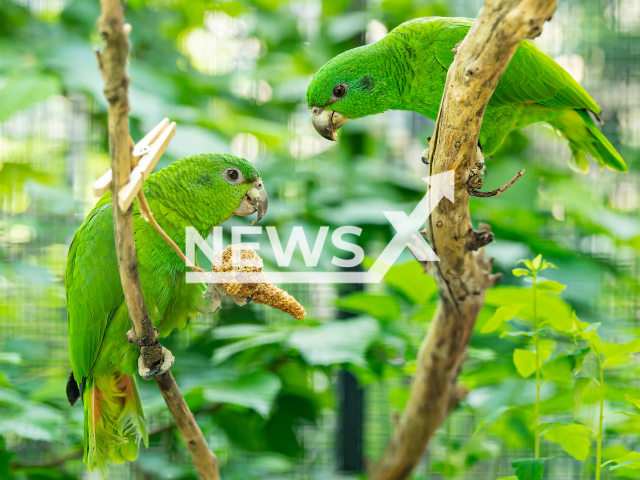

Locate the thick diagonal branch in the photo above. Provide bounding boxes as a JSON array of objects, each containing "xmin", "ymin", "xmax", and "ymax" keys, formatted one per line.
[
  {"xmin": 370, "ymin": 1, "xmax": 556, "ymax": 479},
  {"xmin": 97, "ymin": 1, "xmax": 220, "ymax": 479}
]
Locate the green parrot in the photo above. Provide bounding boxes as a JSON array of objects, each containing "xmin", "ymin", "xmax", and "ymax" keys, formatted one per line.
[
  {"xmin": 65, "ymin": 153, "xmax": 268, "ymax": 474},
  {"xmin": 306, "ymin": 17, "xmax": 627, "ymax": 173}
]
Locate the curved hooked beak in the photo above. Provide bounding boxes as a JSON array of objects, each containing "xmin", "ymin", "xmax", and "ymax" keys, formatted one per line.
[
  {"xmin": 234, "ymin": 178, "xmax": 268, "ymax": 225},
  {"xmin": 310, "ymin": 106, "xmax": 348, "ymax": 141}
]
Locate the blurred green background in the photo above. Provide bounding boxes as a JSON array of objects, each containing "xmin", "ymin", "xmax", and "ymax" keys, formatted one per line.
[{"xmin": 1, "ymin": 0, "xmax": 639, "ymax": 479}]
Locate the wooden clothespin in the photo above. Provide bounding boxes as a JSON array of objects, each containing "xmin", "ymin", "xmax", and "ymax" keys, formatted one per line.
[{"xmin": 92, "ymin": 117, "xmax": 176, "ymax": 213}]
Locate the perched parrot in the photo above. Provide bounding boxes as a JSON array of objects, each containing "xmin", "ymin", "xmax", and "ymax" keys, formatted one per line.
[
  {"xmin": 306, "ymin": 17, "xmax": 627, "ymax": 173},
  {"xmin": 65, "ymin": 153, "xmax": 268, "ymax": 473}
]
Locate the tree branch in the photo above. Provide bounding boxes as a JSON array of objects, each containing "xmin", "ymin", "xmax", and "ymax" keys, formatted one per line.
[
  {"xmin": 96, "ymin": 1, "xmax": 220, "ymax": 478},
  {"xmin": 370, "ymin": 1, "xmax": 556, "ymax": 479}
]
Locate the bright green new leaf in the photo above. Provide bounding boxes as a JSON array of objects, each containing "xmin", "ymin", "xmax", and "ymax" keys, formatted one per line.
[
  {"xmin": 601, "ymin": 339, "xmax": 640, "ymax": 365},
  {"xmin": 512, "ymin": 268, "xmax": 530, "ymax": 277},
  {"xmin": 532, "ymin": 254, "xmax": 542, "ymax": 270},
  {"xmin": 574, "ymin": 377, "xmax": 595, "ymax": 418},
  {"xmin": 481, "ymin": 304, "xmax": 523, "ymax": 333},
  {"xmin": 513, "ymin": 349, "xmax": 537, "ymax": 378},
  {"xmin": 512, "ymin": 458, "xmax": 548, "ymax": 480},
  {"xmin": 519, "ymin": 258, "xmax": 535, "ymax": 271},
  {"xmin": 540, "ymin": 260, "xmax": 557, "ymax": 270},
  {"xmin": 535, "ymin": 280, "xmax": 566, "ymax": 294},
  {"xmin": 543, "ymin": 423, "xmax": 591, "ymax": 460}
]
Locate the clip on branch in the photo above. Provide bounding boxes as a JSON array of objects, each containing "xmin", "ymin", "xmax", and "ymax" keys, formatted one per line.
[
  {"xmin": 92, "ymin": 118, "xmax": 204, "ymax": 273},
  {"xmin": 96, "ymin": 1, "xmax": 220, "ymax": 478}
]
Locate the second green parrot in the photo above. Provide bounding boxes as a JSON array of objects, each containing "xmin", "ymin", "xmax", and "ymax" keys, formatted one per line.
[
  {"xmin": 306, "ymin": 17, "xmax": 627, "ymax": 173},
  {"xmin": 65, "ymin": 153, "xmax": 267, "ymax": 474}
]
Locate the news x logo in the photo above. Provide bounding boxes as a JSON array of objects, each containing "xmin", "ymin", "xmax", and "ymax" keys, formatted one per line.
[{"xmin": 185, "ymin": 171, "xmax": 454, "ymax": 284}]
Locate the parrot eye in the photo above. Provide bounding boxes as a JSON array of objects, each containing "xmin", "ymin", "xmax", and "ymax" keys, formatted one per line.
[
  {"xmin": 331, "ymin": 83, "xmax": 348, "ymax": 100},
  {"xmin": 222, "ymin": 168, "xmax": 244, "ymax": 185}
]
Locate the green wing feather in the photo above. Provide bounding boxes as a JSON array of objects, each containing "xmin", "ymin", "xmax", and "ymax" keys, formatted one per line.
[
  {"xmin": 66, "ymin": 193, "xmax": 123, "ymax": 385},
  {"xmin": 427, "ymin": 17, "xmax": 600, "ymax": 113}
]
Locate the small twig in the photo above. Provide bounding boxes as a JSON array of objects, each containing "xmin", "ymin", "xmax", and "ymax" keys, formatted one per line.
[
  {"xmin": 467, "ymin": 169, "xmax": 525, "ymax": 198},
  {"xmin": 136, "ymin": 190, "xmax": 205, "ymax": 273}
]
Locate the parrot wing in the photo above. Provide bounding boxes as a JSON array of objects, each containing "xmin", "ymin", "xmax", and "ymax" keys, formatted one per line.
[
  {"xmin": 429, "ymin": 18, "xmax": 600, "ymax": 114},
  {"xmin": 66, "ymin": 193, "xmax": 124, "ymax": 384}
]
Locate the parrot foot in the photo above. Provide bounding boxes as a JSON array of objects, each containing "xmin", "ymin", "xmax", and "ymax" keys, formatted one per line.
[{"xmin": 139, "ymin": 346, "xmax": 175, "ymax": 379}]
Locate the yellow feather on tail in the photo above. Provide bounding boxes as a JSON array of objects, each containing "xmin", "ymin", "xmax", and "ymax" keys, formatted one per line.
[{"xmin": 83, "ymin": 373, "xmax": 148, "ymax": 476}]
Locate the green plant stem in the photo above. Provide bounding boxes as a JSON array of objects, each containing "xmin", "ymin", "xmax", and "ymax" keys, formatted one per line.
[
  {"xmin": 596, "ymin": 360, "xmax": 604, "ymax": 480},
  {"xmin": 533, "ymin": 275, "xmax": 541, "ymax": 459}
]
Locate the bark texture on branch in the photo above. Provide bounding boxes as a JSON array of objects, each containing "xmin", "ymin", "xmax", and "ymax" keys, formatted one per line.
[
  {"xmin": 370, "ymin": 1, "xmax": 556, "ymax": 479},
  {"xmin": 96, "ymin": 2, "xmax": 220, "ymax": 479}
]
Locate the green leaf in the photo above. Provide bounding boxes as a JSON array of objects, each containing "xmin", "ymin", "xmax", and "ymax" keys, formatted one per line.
[
  {"xmin": 212, "ymin": 331, "xmax": 289, "ymax": 365},
  {"xmin": 532, "ymin": 254, "xmax": 542, "ymax": 270},
  {"xmin": 473, "ymin": 406, "xmax": 513, "ymax": 436},
  {"xmin": 543, "ymin": 423, "xmax": 591, "ymax": 460},
  {"xmin": 335, "ymin": 293, "xmax": 401, "ymax": 322},
  {"xmin": 212, "ymin": 324, "xmax": 268, "ymax": 339},
  {"xmin": 481, "ymin": 305, "xmax": 523, "ymax": 333},
  {"xmin": 535, "ymin": 280, "xmax": 566, "ymax": 294},
  {"xmin": 0, "ymin": 353, "xmax": 20, "ymax": 364},
  {"xmin": 500, "ymin": 330, "xmax": 540, "ymax": 338},
  {"xmin": 288, "ymin": 317, "xmax": 380, "ymax": 366},
  {"xmin": 610, "ymin": 452, "xmax": 640, "ymax": 470},
  {"xmin": 512, "ymin": 458, "xmax": 549, "ymax": 480},
  {"xmin": 0, "ymin": 74, "xmax": 61, "ymax": 122},
  {"xmin": 513, "ymin": 349, "xmax": 537, "ymax": 378},
  {"xmin": 574, "ymin": 378, "xmax": 595, "ymax": 419},
  {"xmin": 519, "ymin": 259, "xmax": 535, "ymax": 271},
  {"xmin": 541, "ymin": 355, "xmax": 573, "ymax": 386},
  {"xmin": 380, "ymin": 260, "xmax": 439, "ymax": 304},
  {"xmin": 540, "ymin": 260, "xmax": 557, "ymax": 270},
  {"xmin": 625, "ymin": 394, "xmax": 640, "ymax": 411},
  {"xmin": 601, "ymin": 339, "xmax": 640, "ymax": 365},
  {"xmin": 512, "ymin": 268, "xmax": 531, "ymax": 277},
  {"xmin": 202, "ymin": 371, "xmax": 282, "ymax": 417}
]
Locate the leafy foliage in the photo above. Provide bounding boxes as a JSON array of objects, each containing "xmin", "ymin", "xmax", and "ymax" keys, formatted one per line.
[{"xmin": 0, "ymin": 0, "xmax": 639, "ymax": 479}]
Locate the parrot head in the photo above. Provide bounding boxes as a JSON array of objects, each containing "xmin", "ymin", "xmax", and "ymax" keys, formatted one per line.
[
  {"xmin": 174, "ymin": 153, "xmax": 268, "ymax": 226},
  {"xmin": 305, "ymin": 45, "xmax": 396, "ymax": 141}
]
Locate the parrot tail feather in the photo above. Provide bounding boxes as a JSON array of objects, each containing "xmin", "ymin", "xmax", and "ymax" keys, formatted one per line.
[
  {"xmin": 549, "ymin": 109, "xmax": 627, "ymax": 173},
  {"xmin": 83, "ymin": 373, "xmax": 148, "ymax": 476}
]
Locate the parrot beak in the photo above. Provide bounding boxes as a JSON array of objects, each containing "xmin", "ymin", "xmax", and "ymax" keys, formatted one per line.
[
  {"xmin": 234, "ymin": 178, "xmax": 268, "ymax": 225},
  {"xmin": 310, "ymin": 106, "xmax": 348, "ymax": 141}
]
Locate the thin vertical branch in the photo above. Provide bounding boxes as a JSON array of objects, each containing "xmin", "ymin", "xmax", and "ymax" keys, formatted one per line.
[{"xmin": 96, "ymin": 1, "xmax": 220, "ymax": 478}]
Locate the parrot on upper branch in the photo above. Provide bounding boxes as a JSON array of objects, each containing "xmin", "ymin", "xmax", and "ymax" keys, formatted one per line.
[
  {"xmin": 65, "ymin": 153, "xmax": 268, "ymax": 474},
  {"xmin": 306, "ymin": 17, "xmax": 627, "ymax": 173}
]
